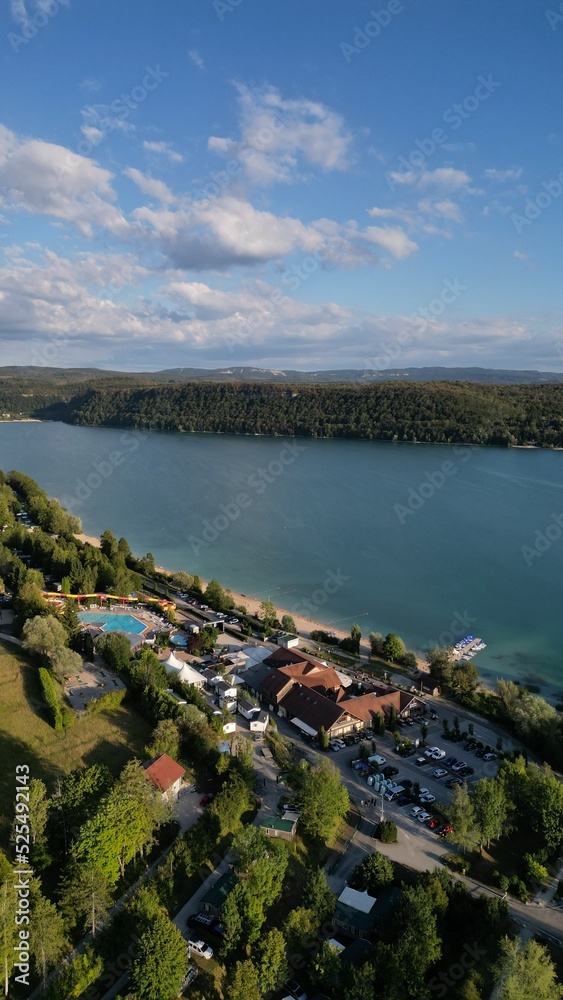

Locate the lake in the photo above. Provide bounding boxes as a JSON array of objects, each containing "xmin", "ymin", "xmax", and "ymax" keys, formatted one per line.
[{"xmin": 0, "ymin": 421, "xmax": 562, "ymax": 699}]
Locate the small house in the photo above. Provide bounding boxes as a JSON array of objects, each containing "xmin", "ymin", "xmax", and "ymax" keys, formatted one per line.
[
  {"xmin": 333, "ymin": 886, "xmax": 400, "ymax": 940},
  {"xmin": 238, "ymin": 698, "xmax": 261, "ymax": 720},
  {"xmin": 142, "ymin": 753, "xmax": 185, "ymax": 803},
  {"xmin": 258, "ymin": 815, "xmax": 298, "ymax": 841},
  {"xmin": 249, "ymin": 710, "xmax": 269, "ymax": 733},
  {"xmin": 200, "ymin": 872, "xmax": 238, "ymax": 917},
  {"xmin": 276, "ymin": 633, "xmax": 300, "ymax": 649}
]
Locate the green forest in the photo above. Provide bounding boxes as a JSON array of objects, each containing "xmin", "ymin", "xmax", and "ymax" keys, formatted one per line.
[{"xmin": 3, "ymin": 375, "xmax": 563, "ymax": 446}]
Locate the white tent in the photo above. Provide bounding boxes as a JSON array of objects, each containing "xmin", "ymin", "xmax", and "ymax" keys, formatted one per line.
[{"xmin": 164, "ymin": 652, "xmax": 204, "ymax": 688}]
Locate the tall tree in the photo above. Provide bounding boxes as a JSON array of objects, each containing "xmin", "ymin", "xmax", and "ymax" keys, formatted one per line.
[
  {"xmin": 496, "ymin": 936, "xmax": 563, "ymax": 1000},
  {"xmin": 253, "ymin": 928, "xmax": 287, "ymax": 994},
  {"xmin": 448, "ymin": 782, "xmax": 479, "ymax": 854},
  {"xmin": 144, "ymin": 719, "xmax": 181, "ymax": 761},
  {"xmin": 396, "ymin": 884, "xmax": 442, "ymax": 997},
  {"xmin": 50, "ymin": 645, "xmax": 82, "ymax": 683},
  {"xmin": 349, "ymin": 851, "xmax": 394, "ymax": 894},
  {"xmin": 29, "ymin": 888, "xmax": 69, "ymax": 987},
  {"xmin": 21, "ymin": 615, "xmax": 68, "ymax": 659},
  {"xmin": 302, "ymin": 867, "xmax": 335, "ymax": 921},
  {"xmin": 281, "ymin": 614, "xmax": 296, "ymax": 634},
  {"xmin": 383, "ymin": 632, "xmax": 405, "ymax": 662},
  {"xmin": 472, "ymin": 778, "xmax": 509, "ymax": 850},
  {"xmin": 0, "ymin": 853, "xmax": 17, "ymax": 998},
  {"xmin": 130, "ymin": 909, "xmax": 186, "ymax": 1000},
  {"xmin": 225, "ymin": 960, "xmax": 262, "ymax": 1000},
  {"xmin": 59, "ymin": 862, "xmax": 113, "ymax": 937},
  {"xmin": 259, "ymin": 600, "xmax": 277, "ymax": 628},
  {"xmin": 300, "ymin": 758, "xmax": 349, "ymax": 841}
]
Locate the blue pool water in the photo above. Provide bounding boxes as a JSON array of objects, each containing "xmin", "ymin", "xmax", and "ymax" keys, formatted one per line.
[
  {"xmin": 171, "ymin": 634, "xmax": 187, "ymax": 646},
  {"xmin": 78, "ymin": 612, "xmax": 147, "ymax": 634}
]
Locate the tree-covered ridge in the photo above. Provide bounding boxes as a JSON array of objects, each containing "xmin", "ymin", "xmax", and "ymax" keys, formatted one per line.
[{"xmin": 26, "ymin": 380, "xmax": 563, "ymax": 446}]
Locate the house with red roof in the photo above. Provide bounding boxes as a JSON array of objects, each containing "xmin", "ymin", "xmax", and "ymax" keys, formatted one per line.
[{"xmin": 142, "ymin": 753, "xmax": 185, "ymax": 802}]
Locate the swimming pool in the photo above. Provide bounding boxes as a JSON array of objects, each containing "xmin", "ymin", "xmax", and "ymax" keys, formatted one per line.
[
  {"xmin": 171, "ymin": 634, "xmax": 187, "ymax": 646},
  {"xmin": 78, "ymin": 612, "xmax": 147, "ymax": 635}
]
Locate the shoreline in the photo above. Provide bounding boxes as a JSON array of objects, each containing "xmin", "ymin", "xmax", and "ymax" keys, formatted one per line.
[{"xmin": 75, "ymin": 532, "xmax": 390, "ymax": 662}]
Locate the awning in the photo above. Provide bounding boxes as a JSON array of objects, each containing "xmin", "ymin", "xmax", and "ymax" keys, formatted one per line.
[{"xmin": 291, "ymin": 717, "xmax": 317, "ymax": 737}]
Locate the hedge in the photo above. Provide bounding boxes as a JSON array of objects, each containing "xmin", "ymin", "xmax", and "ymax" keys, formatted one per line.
[
  {"xmin": 85, "ymin": 688, "xmax": 126, "ymax": 715},
  {"xmin": 38, "ymin": 667, "xmax": 63, "ymax": 730}
]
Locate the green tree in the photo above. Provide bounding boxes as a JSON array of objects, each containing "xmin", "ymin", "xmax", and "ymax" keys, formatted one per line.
[
  {"xmin": 281, "ymin": 614, "xmax": 296, "ymax": 634},
  {"xmin": 100, "ymin": 529, "xmax": 119, "ymax": 561},
  {"xmin": 496, "ymin": 936, "xmax": 563, "ymax": 1000},
  {"xmin": 96, "ymin": 632, "xmax": 132, "ymax": 676},
  {"xmin": 253, "ymin": 928, "xmax": 287, "ymax": 994},
  {"xmin": 144, "ymin": 719, "xmax": 181, "ymax": 761},
  {"xmin": 60, "ymin": 862, "xmax": 113, "ymax": 937},
  {"xmin": 472, "ymin": 778, "xmax": 509, "ymax": 850},
  {"xmin": 448, "ymin": 782, "xmax": 479, "ymax": 854},
  {"xmin": 318, "ymin": 725, "xmax": 329, "ymax": 751},
  {"xmin": 0, "ymin": 853, "xmax": 17, "ymax": 997},
  {"xmin": 426, "ymin": 645, "xmax": 453, "ymax": 686},
  {"xmin": 21, "ymin": 614, "xmax": 68, "ymax": 659},
  {"xmin": 205, "ymin": 579, "xmax": 230, "ymax": 611},
  {"xmin": 453, "ymin": 660, "xmax": 479, "ymax": 695},
  {"xmin": 349, "ymin": 851, "xmax": 394, "ymax": 894},
  {"xmin": 302, "ymin": 867, "xmax": 335, "ymax": 921},
  {"xmin": 283, "ymin": 906, "xmax": 319, "ymax": 957},
  {"xmin": 383, "ymin": 632, "xmax": 405, "ymax": 662},
  {"xmin": 300, "ymin": 758, "xmax": 349, "ymax": 841},
  {"xmin": 131, "ymin": 909, "xmax": 186, "ymax": 1000},
  {"xmin": 312, "ymin": 941, "xmax": 343, "ymax": 992},
  {"xmin": 225, "ymin": 960, "xmax": 262, "ymax": 1000},
  {"xmin": 50, "ymin": 645, "xmax": 82, "ymax": 683},
  {"xmin": 259, "ymin": 600, "xmax": 277, "ymax": 628},
  {"xmin": 396, "ymin": 884, "xmax": 442, "ymax": 997},
  {"xmin": 369, "ymin": 631, "xmax": 385, "ymax": 657},
  {"xmin": 29, "ymin": 887, "xmax": 69, "ymax": 986}
]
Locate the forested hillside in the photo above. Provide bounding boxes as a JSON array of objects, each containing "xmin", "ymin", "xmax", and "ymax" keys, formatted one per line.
[{"xmin": 2, "ymin": 373, "xmax": 563, "ymax": 446}]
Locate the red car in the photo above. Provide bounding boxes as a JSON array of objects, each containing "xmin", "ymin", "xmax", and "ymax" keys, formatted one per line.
[
  {"xmin": 199, "ymin": 794, "xmax": 215, "ymax": 806},
  {"xmin": 437, "ymin": 822, "xmax": 453, "ymax": 837},
  {"xmin": 426, "ymin": 816, "xmax": 440, "ymax": 830}
]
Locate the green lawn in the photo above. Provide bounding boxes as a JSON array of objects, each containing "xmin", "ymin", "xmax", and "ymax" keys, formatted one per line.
[{"xmin": 0, "ymin": 640, "xmax": 153, "ymax": 846}]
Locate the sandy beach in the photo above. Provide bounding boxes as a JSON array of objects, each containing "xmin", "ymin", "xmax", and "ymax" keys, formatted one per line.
[{"xmin": 76, "ymin": 531, "xmax": 374, "ymax": 657}]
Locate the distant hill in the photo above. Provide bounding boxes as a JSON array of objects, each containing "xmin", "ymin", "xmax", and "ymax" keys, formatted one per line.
[{"xmin": 1, "ymin": 364, "xmax": 563, "ymax": 385}]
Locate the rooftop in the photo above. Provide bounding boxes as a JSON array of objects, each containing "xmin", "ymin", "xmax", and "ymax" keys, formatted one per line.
[
  {"xmin": 200, "ymin": 872, "xmax": 238, "ymax": 910},
  {"xmin": 142, "ymin": 753, "xmax": 185, "ymax": 792},
  {"xmin": 258, "ymin": 815, "xmax": 296, "ymax": 833}
]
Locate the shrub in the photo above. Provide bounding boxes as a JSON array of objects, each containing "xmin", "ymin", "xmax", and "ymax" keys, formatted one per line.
[
  {"xmin": 85, "ymin": 688, "xmax": 126, "ymax": 715},
  {"xmin": 38, "ymin": 667, "xmax": 63, "ymax": 730},
  {"xmin": 378, "ymin": 820, "xmax": 397, "ymax": 843},
  {"xmin": 496, "ymin": 872, "xmax": 510, "ymax": 891}
]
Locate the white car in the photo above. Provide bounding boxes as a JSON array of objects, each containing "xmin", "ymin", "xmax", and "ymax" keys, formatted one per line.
[
  {"xmin": 420, "ymin": 793, "xmax": 436, "ymax": 804},
  {"xmin": 431, "ymin": 748, "xmax": 446, "ymax": 759},
  {"xmin": 417, "ymin": 810, "xmax": 431, "ymax": 822},
  {"xmin": 411, "ymin": 806, "xmax": 423, "ymax": 817},
  {"xmin": 369, "ymin": 755, "xmax": 387, "ymax": 766},
  {"xmin": 186, "ymin": 939, "xmax": 213, "ymax": 960},
  {"xmin": 432, "ymin": 768, "xmax": 448, "ymax": 778}
]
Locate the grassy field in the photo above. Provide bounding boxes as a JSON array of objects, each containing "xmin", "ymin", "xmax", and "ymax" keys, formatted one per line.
[{"xmin": 0, "ymin": 640, "xmax": 153, "ymax": 846}]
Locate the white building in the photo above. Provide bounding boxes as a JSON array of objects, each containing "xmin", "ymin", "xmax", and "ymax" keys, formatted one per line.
[{"xmin": 163, "ymin": 651, "xmax": 205, "ymax": 689}]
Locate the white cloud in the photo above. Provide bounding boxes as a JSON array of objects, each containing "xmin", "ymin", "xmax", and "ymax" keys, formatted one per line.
[
  {"xmin": 208, "ymin": 83, "xmax": 353, "ymax": 184},
  {"xmin": 362, "ymin": 225, "xmax": 418, "ymax": 259},
  {"xmin": 514, "ymin": 250, "xmax": 528, "ymax": 261},
  {"xmin": 80, "ymin": 103, "xmax": 135, "ymax": 146},
  {"xmin": 124, "ymin": 167, "xmax": 176, "ymax": 204},
  {"xmin": 0, "ymin": 125, "xmax": 127, "ymax": 237},
  {"xmin": 418, "ymin": 167, "xmax": 472, "ymax": 190},
  {"xmin": 188, "ymin": 49, "xmax": 205, "ymax": 70},
  {"xmin": 484, "ymin": 166, "xmax": 523, "ymax": 182},
  {"xmin": 10, "ymin": 0, "xmax": 29, "ymax": 26},
  {"xmin": 142, "ymin": 140, "xmax": 183, "ymax": 163}
]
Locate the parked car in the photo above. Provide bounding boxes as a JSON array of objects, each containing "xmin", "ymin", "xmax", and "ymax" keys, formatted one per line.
[
  {"xmin": 458, "ymin": 766, "xmax": 475, "ymax": 777},
  {"xmin": 437, "ymin": 822, "xmax": 454, "ymax": 837},
  {"xmin": 451, "ymin": 761, "xmax": 467, "ymax": 772},
  {"xmin": 445, "ymin": 777, "xmax": 463, "ymax": 788},
  {"xmin": 443, "ymin": 756, "xmax": 457, "ymax": 768},
  {"xmin": 369, "ymin": 755, "xmax": 387, "ymax": 766},
  {"xmin": 410, "ymin": 806, "xmax": 423, "ymax": 817},
  {"xmin": 179, "ymin": 967, "xmax": 199, "ymax": 992},
  {"xmin": 199, "ymin": 794, "xmax": 214, "ymax": 806},
  {"xmin": 186, "ymin": 939, "xmax": 213, "ymax": 960},
  {"xmin": 284, "ymin": 979, "xmax": 308, "ymax": 1000},
  {"xmin": 417, "ymin": 810, "xmax": 431, "ymax": 823},
  {"xmin": 426, "ymin": 816, "xmax": 440, "ymax": 829},
  {"xmin": 383, "ymin": 766, "xmax": 399, "ymax": 778},
  {"xmin": 415, "ymin": 757, "xmax": 427, "ymax": 767},
  {"xmin": 396, "ymin": 794, "xmax": 410, "ymax": 806},
  {"xmin": 420, "ymin": 792, "xmax": 436, "ymax": 804},
  {"xmin": 187, "ymin": 913, "xmax": 213, "ymax": 929},
  {"xmin": 464, "ymin": 742, "xmax": 477, "ymax": 751},
  {"xmin": 483, "ymin": 752, "xmax": 497, "ymax": 761},
  {"xmin": 432, "ymin": 768, "xmax": 448, "ymax": 779}
]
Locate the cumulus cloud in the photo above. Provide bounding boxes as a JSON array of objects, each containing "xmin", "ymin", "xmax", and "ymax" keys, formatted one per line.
[
  {"xmin": 208, "ymin": 83, "xmax": 353, "ymax": 184},
  {"xmin": 362, "ymin": 225, "xmax": 418, "ymax": 259},
  {"xmin": 0, "ymin": 125, "xmax": 127, "ymax": 236}
]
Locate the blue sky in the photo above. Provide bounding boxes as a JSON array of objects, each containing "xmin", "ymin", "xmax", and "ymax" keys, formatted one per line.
[{"xmin": 0, "ymin": 0, "xmax": 562, "ymax": 371}]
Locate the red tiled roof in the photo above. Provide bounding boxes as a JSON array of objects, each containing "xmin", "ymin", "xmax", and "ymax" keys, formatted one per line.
[{"xmin": 142, "ymin": 753, "xmax": 185, "ymax": 792}]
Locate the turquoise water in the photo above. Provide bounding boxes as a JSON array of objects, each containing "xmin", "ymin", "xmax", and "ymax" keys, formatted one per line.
[
  {"xmin": 78, "ymin": 612, "xmax": 147, "ymax": 634},
  {"xmin": 0, "ymin": 421, "xmax": 562, "ymax": 699},
  {"xmin": 171, "ymin": 634, "xmax": 187, "ymax": 646}
]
